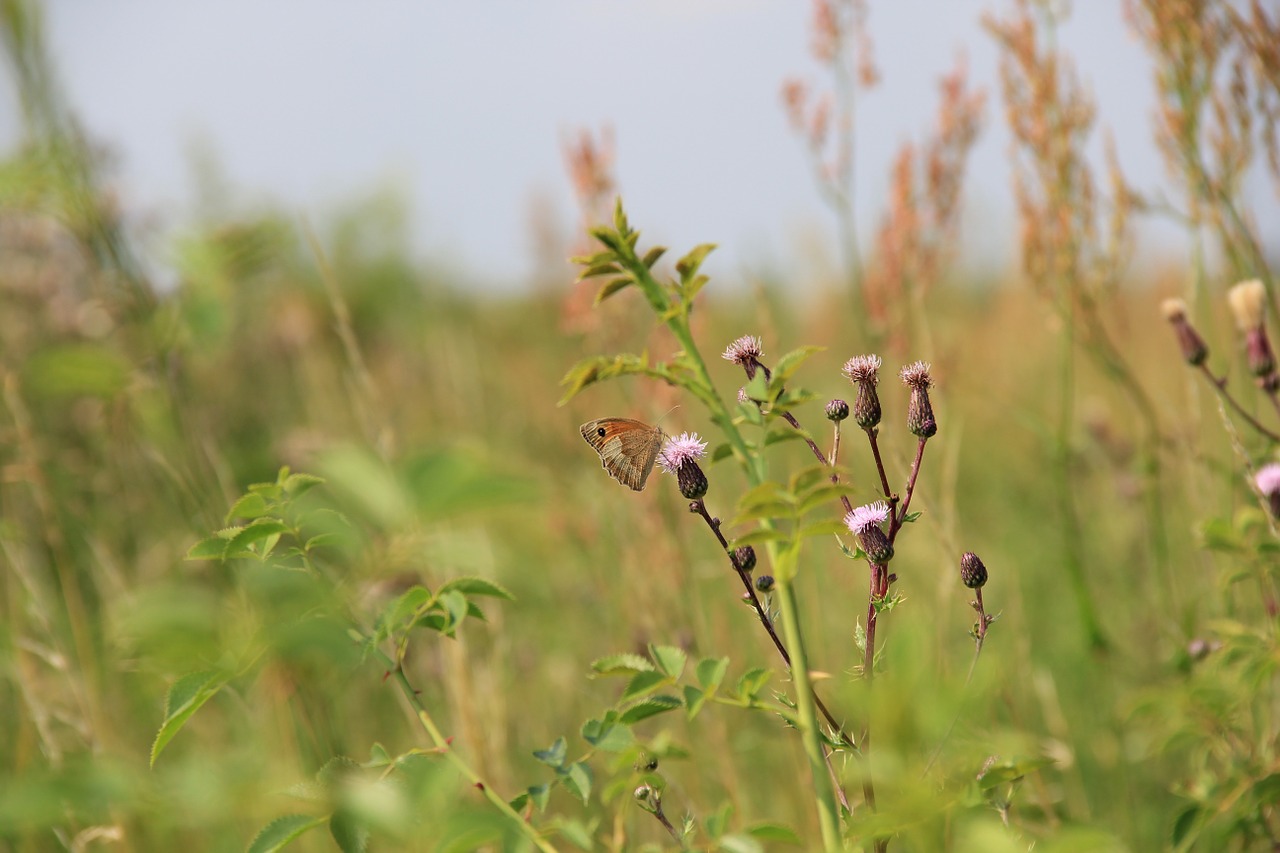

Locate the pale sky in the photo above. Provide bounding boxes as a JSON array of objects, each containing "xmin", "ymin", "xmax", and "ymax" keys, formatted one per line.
[{"xmin": 4, "ymin": 1, "xmax": 1276, "ymax": 289}]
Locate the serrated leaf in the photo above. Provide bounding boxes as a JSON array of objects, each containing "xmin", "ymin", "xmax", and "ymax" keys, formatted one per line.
[
  {"xmin": 533, "ymin": 737, "xmax": 567, "ymax": 768},
  {"xmin": 225, "ymin": 493, "xmax": 270, "ymax": 522},
  {"xmin": 185, "ymin": 536, "xmax": 230, "ymax": 561},
  {"xmin": 591, "ymin": 653, "xmax": 656, "ymax": 677},
  {"xmin": 438, "ymin": 576, "xmax": 514, "ymax": 601},
  {"xmin": 641, "ymin": 245, "xmax": 667, "ymax": 268},
  {"xmin": 151, "ymin": 670, "xmax": 229, "ymax": 766},
  {"xmin": 562, "ymin": 761, "xmax": 593, "ymax": 805},
  {"xmin": 282, "ymin": 472, "xmax": 324, "ymax": 497},
  {"xmin": 619, "ymin": 695, "xmax": 683, "ymax": 724},
  {"xmin": 650, "ymin": 644, "xmax": 687, "ymax": 679},
  {"xmin": 225, "ymin": 518, "xmax": 289, "ymax": 558},
  {"xmin": 438, "ymin": 590, "xmax": 469, "ymax": 632},
  {"xmin": 735, "ymin": 668, "xmax": 772, "ymax": 699},
  {"xmin": 595, "ymin": 277, "xmax": 633, "ymax": 304},
  {"xmin": 377, "ymin": 586, "xmax": 432, "ymax": 635},
  {"xmin": 623, "ymin": 670, "xmax": 669, "ymax": 701},
  {"xmin": 581, "ymin": 717, "xmax": 635, "ymax": 751},
  {"xmin": 246, "ymin": 814, "xmax": 327, "ymax": 853},
  {"xmin": 329, "ymin": 811, "xmax": 369, "ymax": 853},
  {"xmin": 696, "ymin": 657, "xmax": 730, "ymax": 692}
]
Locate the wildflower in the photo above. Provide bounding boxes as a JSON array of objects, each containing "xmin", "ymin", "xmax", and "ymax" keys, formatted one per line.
[
  {"xmin": 826, "ymin": 398, "xmax": 850, "ymax": 422},
  {"xmin": 755, "ymin": 574, "xmax": 775, "ymax": 593},
  {"xmin": 1227, "ymin": 280, "xmax": 1278, "ymax": 387},
  {"xmin": 900, "ymin": 360, "xmax": 937, "ymax": 438},
  {"xmin": 960, "ymin": 551, "xmax": 988, "ymax": 589},
  {"xmin": 844, "ymin": 501, "xmax": 894, "ymax": 564},
  {"xmin": 734, "ymin": 545, "xmax": 757, "ymax": 573},
  {"xmin": 842, "ymin": 354, "xmax": 882, "ymax": 428},
  {"xmin": 1256, "ymin": 462, "xmax": 1280, "ymax": 519},
  {"xmin": 1160, "ymin": 298, "xmax": 1208, "ymax": 366},
  {"xmin": 658, "ymin": 432, "xmax": 708, "ymax": 500},
  {"xmin": 723, "ymin": 335, "xmax": 765, "ymax": 379}
]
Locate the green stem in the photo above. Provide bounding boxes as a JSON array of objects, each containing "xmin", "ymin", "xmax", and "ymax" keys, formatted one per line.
[
  {"xmin": 370, "ymin": 646, "xmax": 559, "ymax": 853},
  {"xmin": 773, "ymin": 547, "xmax": 842, "ymax": 853}
]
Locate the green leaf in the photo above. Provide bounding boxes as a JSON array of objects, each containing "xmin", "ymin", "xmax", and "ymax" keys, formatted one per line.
[
  {"xmin": 224, "ymin": 518, "xmax": 289, "ymax": 559},
  {"xmin": 797, "ymin": 486, "xmax": 852, "ymax": 517},
  {"xmin": 225, "ymin": 493, "xmax": 270, "ymax": 522},
  {"xmin": 438, "ymin": 576, "xmax": 514, "ymax": 601},
  {"xmin": 735, "ymin": 668, "xmax": 772, "ymax": 700},
  {"xmin": 557, "ymin": 352, "xmax": 652, "ymax": 406},
  {"xmin": 650, "ymin": 645, "xmax": 687, "ymax": 679},
  {"xmin": 581, "ymin": 717, "xmax": 635, "ymax": 751},
  {"xmin": 591, "ymin": 653, "xmax": 655, "ymax": 677},
  {"xmin": 578, "ymin": 261, "xmax": 621, "ymax": 280},
  {"xmin": 683, "ymin": 684, "xmax": 707, "ymax": 719},
  {"xmin": 619, "ymin": 696, "xmax": 683, "ymax": 724},
  {"xmin": 762, "ymin": 430, "xmax": 806, "ymax": 447},
  {"xmin": 711, "ymin": 443, "xmax": 734, "ymax": 463},
  {"xmin": 696, "ymin": 657, "xmax": 730, "ymax": 692},
  {"xmin": 683, "ymin": 274, "xmax": 710, "ymax": 302},
  {"xmin": 745, "ymin": 823, "xmax": 802, "ymax": 844},
  {"xmin": 613, "ymin": 197, "xmax": 629, "ymax": 234},
  {"xmin": 185, "ymin": 536, "xmax": 230, "ymax": 561},
  {"xmin": 622, "ymin": 670, "xmax": 670, "ymax": 701},
  {"xmin": 151, "ymin": 669, "xmax": 229, "ymax": 766},
  {"xmin": 528, "ymin": 783, "xmax": 552, "ymax": 813},
  {"xmin": 743, "ymin": 373, "xmax": 769, "ymax": 402},
  {"xmin": 438, "ymin": 590, "xmax": 469, "ymax": 632},
  {"xmin": 706, "ymin": 801, "xmax": 734, "ymax": 839},
  {"xmin": 246, "ymin": 814, "xmax": 327, "ymax": 853},
  {"xmin": 533, "ymin": 737, "xmax": 568, "ymax": 768},
  {"xmin": 561, "ymin": 761, "xmax": 593, "ymax": 805},
  {"xmin": 595, "ymin": 278, "xmax": 633, "ymax": 304},
  {"xmin": 282, "ymin": 472, "xmax": 325, "ymax": 497},
  {"xmin": 329, "ymin": 811, "xmax": 369, "ymax": 853},
  {"xmin": 675, "ymin": 242, "xmax": 716, "ymax": 280},
  {"xmin": 901, "ymin": 510, "xmax": 922, "ymax": 523},
  {"xmin": 642, "ymin": 245, "xmax": 667, "ymax": 268},
  {"xmin": 769, "ymin": 346, "xmax": 825, "ymax": 387}
]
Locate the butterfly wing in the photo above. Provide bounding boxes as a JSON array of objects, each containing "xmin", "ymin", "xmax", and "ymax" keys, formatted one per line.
[{"xmin": 580, "ymin": 418, "xmax": 664, "ymax": 491}]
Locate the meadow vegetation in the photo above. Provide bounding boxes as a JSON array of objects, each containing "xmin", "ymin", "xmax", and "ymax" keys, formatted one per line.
[{"xmin": 2, "ymin": 0, "xmax": 1279, "ymax": 851}]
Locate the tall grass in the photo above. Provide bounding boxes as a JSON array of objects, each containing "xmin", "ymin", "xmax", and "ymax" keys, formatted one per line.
[{"xmin": 1, "ymin": 0, "xmax": 1278, "ymax": 851}]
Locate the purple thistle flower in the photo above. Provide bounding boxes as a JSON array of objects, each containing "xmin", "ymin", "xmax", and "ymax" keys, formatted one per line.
[
  {"xmin": 845, "ymin": 500, "xmax": 894, "ymax": 564},
  {"xmin": 844, "ymin": 500, "xmax": 890, "ymax": 534},
  {"xmin": 657, "ymin": 432, "xmax": 707, "ymax": 475},
  {"xmin": 723, "ymin": 335, "xmax": 764, "ymax": 366},
  {"xmin": 842, "ymin": 354, "xmax": 882, "ymax": 385},
  {"xmin": 900, "ymin": 360, "xmax": 933, "ymax": 389},
  {"xmin": 1257, "ymin": 463, "xmax": 1280, "ymax": 497}
]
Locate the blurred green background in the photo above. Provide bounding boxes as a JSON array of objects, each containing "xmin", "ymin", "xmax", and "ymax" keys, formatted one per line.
[{"xmin": 2, "ymin": 1, "xmax": 1278, "ymax": 851}]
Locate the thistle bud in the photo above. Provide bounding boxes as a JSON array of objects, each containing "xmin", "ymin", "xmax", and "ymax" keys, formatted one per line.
[
  {"xmin": 677, "ymin": 461, "xmax": 708, "ymax": 500},
  {"xmin": 844, "ymin": 501, "xmax": 894, "ymax": 564},
  {"xmin": 842, "ymin": 355, "xmax": 882, "ymax": 428},
  {"xmin": 734, "ymin": 545, "xmax": 757, "ymax": 572},
  {"xmin": 826, "ymin": 398, "xmax": 850, "ymax": 422},
  {"xmin": 755, "ymin": 574, "xmax": 775, "ymax": 593},
  {"xmin": 960, "ymin": 551, "xmax": 988, "ymax": 589},
  {"xmin": 1160, "ymin": 298, "xmax": 1208, "ymax": 366},
  {"xmin": 900, "ymin": 361, "xmax": 937, "ymax": 438}
]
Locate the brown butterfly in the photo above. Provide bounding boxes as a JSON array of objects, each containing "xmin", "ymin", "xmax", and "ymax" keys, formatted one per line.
[{"xmin": 580, "ymin": 418, "xmax": 665, "ymax": 491}]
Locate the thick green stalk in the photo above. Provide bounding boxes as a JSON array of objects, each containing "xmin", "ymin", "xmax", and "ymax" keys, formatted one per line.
[{"xmin": 773, "ymin": 545, "xmax": 842, "ymax": 852}]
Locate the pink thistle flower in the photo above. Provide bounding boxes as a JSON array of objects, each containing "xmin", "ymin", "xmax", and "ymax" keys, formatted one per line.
[
  {"xmin": 842, "ymin": 354, "xmax": 882, "ymax": 385},
  {"xmin": 723, "ymin": 335, "xmax": 765, "ymax": 378},
  {"xmin": 844, "ymin": 500, "xmax": 890, "ymax": 534},
  {"xmin": 1257, "ymin": 462, "xmax": 1280, "ymax": 520},
  {"xmin": 845, "ymin": 501, "xmax": 894, "ymax": 564},
  {"xmin": 657, "ymin": 432, "xmax": 707, "ymax": 475}
]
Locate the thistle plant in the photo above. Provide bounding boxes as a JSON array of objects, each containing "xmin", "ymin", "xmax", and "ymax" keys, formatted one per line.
[{"xmin": 561, "ymin": 199, "xmax": 1001, "ymax": 851}]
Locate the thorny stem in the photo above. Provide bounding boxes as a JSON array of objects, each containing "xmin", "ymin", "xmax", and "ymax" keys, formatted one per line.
[
  {"xmin": 1196, "ymin": 363, "xmax": 1280, "ymax": 443},
  {"xmin": 369, "ymin": 646, "xmax": 558, "ymax": 853}
]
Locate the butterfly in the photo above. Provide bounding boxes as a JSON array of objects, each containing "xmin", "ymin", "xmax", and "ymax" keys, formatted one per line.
[{"xmin": 580, "ymin": 418, "xmax": 665, "ymax": 491}]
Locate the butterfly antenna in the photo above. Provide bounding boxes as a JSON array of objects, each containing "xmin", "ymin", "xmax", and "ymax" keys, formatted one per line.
[{"xmin": 656, "ymin": 405, "xmax": 680, "ymax": 432}]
